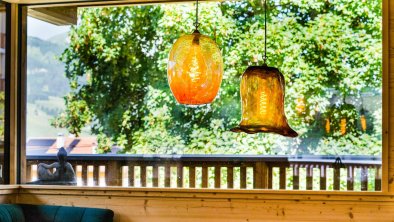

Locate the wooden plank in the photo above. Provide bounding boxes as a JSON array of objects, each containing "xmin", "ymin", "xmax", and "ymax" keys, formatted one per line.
[
  {"xmin": 333, "ymin": 166, "xmax": 340, "ymax": 191},
  {"xmin": 202, "ymin": 166, "xmax": 208, "ymax": 188},
  {"xmin": 214, "ymin": 166, "xmax": 220, "ymax": 189},
  {"xmin": 81, "ymin": 164, "xmax": 88, "ymax": 186},
  {"xmin": 347, "ymin": 166, "xmax": 354, "ymax": 191},
  {"xmin": 189, "ymin": 167, "xmax": 195, "ymax": 188},
  {"xmin": 240, "ymin": 166, "xmax": 246, "ymax": 189},
  {"xmin": 105, "ymin": 161, "xmax": 121, "ymax": 186},
  {"xmin": 361, "ymin": 167, "xmax": 368, "ymax": 191},
  {"xmin": 140, "ymin": 165, "xmax": 146, "ymax": 187},
  {"xmin": 152, "ymin": 166, "xmax": 158, "ymax": 188},
  {"xmin": 128, "ymin": 165, "xmax": 134, "ymax": 187},
  {"xmin": 279, "ymin": 166, "xmax": 286, "ymax": 190},
  {"xmin": 16, "ymin": 185, "xmax": 394, "ymax": 222},
  {"xmin": 9, "ymin": 0, "xmax": 220, "ymax": 6},
  {"xmin": 268, "ymin": 167, "xmax": 273, "ymax": 189},
  {"xmin": 253, "ymin": 162, "xmax": 264, "ymax": 189},
  {"xmin": 292, "ymin": 164, "xmax": 299, "ymax": 190},
  {"xmin": 320, "ymin": 165, "xmax": 326, "ymax": 191},
  {"xmin": 28, "ymin": 7, "xmax": 77, "ymax": 26},
  {"xmin": 306, "ymin": 165, "xmax": 313, "ymax": 190},
  {"xmin": 375, "ymin": 166, "xmax": 382, "ymax": 191},
  {"xmin": 227, "ymin": 167, "xmax": 233, "ymax": 189},
  {"xmin": 164, "ymin": 165, "xmax": 170, "ymax": 188},
  {"xmin": 93, "ymin": 165, "xmax": 99, "ymax": 186}
]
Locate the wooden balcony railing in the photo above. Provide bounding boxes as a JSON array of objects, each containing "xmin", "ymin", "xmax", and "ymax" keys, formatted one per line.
[{"xmin": 26, "ymin": 154, "xmax": 382, "ymax": 191}]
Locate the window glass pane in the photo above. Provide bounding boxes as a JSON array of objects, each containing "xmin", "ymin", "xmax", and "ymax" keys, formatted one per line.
[{"xmin": 25, "ymin": 1, "xmax": 382, "ymax": 191}]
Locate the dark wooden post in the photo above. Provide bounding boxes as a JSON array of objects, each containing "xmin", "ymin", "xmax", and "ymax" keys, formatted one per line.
[{"xmin": 105, "ymin": 160, "xmax": 122, "ymax": 186}]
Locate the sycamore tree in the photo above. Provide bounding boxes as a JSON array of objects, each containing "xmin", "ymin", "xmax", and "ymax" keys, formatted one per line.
[{"xmin": 52, "ymin": 0, "xmax": 382, "ymax": 155}]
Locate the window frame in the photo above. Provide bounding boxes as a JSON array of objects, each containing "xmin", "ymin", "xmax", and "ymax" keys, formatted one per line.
[{"xmin": 10, "ymin": 0, "xmax": 391, "ymax": 194}]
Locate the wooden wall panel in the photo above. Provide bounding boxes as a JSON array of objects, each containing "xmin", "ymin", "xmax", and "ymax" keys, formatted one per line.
[
  {"xmin": 15, "ymin": 187, "xmax": 394, "ymax": 222},
  {"xmin": 0, "ymin": 186, "xmax": 19, "ymax": 204}
]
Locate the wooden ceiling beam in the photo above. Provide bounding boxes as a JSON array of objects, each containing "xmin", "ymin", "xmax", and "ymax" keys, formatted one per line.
[
  {"xmin": 2, "ymin": 0, "xmax": 218, "ymax": 6},
  {"xmin": 28, "ymin": 7, "xmax": 77, "ymax": 25}
]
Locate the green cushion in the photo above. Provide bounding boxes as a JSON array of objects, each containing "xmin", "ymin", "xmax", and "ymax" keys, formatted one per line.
[
  {"xmin": 0, "ymin": 204, "xmax": 113, "ymax": 222},
  {"xmin": 0, "ymin": 204, "xmax": 25, "ymax": 222},
  {"xmin": 81, "ymin": 208, "xmax": 114, "ymax": 222},
  {"xmin": 21, "ymin": 204, "xmax": 61, "ymax": 222},
  {"xmin": 53, "ymin": 206, "xmax": 86, "ymax": 222}
]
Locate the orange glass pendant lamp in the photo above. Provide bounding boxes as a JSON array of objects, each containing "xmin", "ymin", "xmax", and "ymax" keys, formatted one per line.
[
  {"xmin": 325, "ymin": 118, "xmax": 331, "ymax": 134},
  {"xmin": 360, "ymin": 108, "xmax": 367, "ymax": 132},
  {"xmin": 231, "ymin": 65, "xmax": 298, "ymax": 137},
  {"xmin": 167, "ymin": 0, "xmax": 223, "ymax": 105},
  {"xmin": 340, "ymin": 118, "xmax": 347, "ymax": 135},
  {"xmin": 231, "ymin": 0, "xmax": 297, "ymax": 137}
]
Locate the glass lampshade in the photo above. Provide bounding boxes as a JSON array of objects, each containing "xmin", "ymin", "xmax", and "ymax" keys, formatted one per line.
[
  {"xmin": 360, "ymin": 109, "xmax": 367, "ymax": 132},
  {"xmin": 167, "ymin": 31, "xmax": 223, "ymax": 105},
  {"xmin": 340, "ymin": 118, "xmax": 347, "ymax": 135},
  {"xmin": 325, "ymin": 118, "xmax": 331, "ymax": 134},
  {"xmin": 231, "ymin": 65, "xmax": 298, "ymax": 137}
]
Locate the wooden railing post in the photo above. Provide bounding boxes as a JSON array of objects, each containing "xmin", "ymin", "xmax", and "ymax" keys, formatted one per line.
[
  {"xmin": 268, "ymin": 166, "xmax": 273, "ymax": 189},
  {"xmin": 152, "ymin": 165, "xmax": 159, "ymax": 187},
  {"xmin": 177, "ymin": 165, "xmax": 183, "ymax": 188},
  {"xmin": 333, "ymin": 165, "xmax": 340, "ymax": 191},
  {"xmin": 164, "ymin": 165, "xmax": 171, "ymax": 187},
  {"xmin": 361, "ymin": 166, "xmax": 369, "ymax": 191},
  {"xmin": 375, "ymin": 166, "xmax": 382, "ymax": 191},
  {"xmin": 140, "ymin": 165, "xmax": 147, "ymax": 187},
  {"xmin": 306, "ymin": 165, "xmax": 313, "ymax": 190},
  {"xmin": 347, "ymin": 165, "xmax": 354, "ymax": 191},
  {"xmin": 320, "ymin": 165, "xmax": 326, "ymax": 190},
  {"xmin": 254, "ymin": 162, "xmax": 268, "ymax": 189},
  {"xmin": 202, "ymin": 166, "xmax": 208, "ymax": 188},
  {"xmin": 93, "ymin": 164, "xmax": 99, "ymax": 186},
  {"xmin": 279, "ymin": 166, "xmax": 286, "ymax": 189},
  {"xmin": 292, "ymin": 164, "xmax": 299, "ymax": 190},
  {"xmin": 227, "ymin": 166, "xmax": 234, "ymax": 189},
  {"xmin": 189, "ymin": 166, "xmax": 196, "ymax": 188},
  {"xmin": 105, "ymin": 160, "xmax": 122, "ymax": 186},
  {"xmin": 81, "ymin": 164, "xmax": 88, "ymax": 186},
  {"xmin": 128, "ymin": 164, "xmax": 134, "ymax": 187},
  {"xmin": 214, "ymin": 166, "xmax": 221, "ymax": 188},
  {"xmin": 240, "ymin": 166, "xmax": 247, "ymax": 189}
]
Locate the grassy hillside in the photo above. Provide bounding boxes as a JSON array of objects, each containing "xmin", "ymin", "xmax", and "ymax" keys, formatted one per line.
[{"xmin": 27, "ymin": 34, "xmax": 70, "ymax": 138}]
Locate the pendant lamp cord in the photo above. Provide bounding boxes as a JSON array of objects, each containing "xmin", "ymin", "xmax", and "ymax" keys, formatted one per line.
[
  {"xmin": 194, "ymin": 0, "xmax": 200, "ymax": 31},
  {"xmin": 263, "ymin": 0, "xmax": 267, "ymax": 65}
]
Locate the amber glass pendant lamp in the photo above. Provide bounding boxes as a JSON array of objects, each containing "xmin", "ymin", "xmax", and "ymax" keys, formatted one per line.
[
  {"xmin": 231, "ymin": 0, "xmax": 298, "ymax": 137},
  {"xmin": 167, "ymin": 0, "xmax": 223, "ymax": 105}
]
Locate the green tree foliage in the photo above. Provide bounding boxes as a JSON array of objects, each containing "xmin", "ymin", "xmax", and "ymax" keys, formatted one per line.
[{"xmin": 53, "ymin": 0, "xmax": 382, "ymax": 155}]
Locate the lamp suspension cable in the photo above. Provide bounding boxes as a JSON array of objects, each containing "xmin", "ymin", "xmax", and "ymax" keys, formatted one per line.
[
  {"xmin": 263, "ymin": 0, "xmax": 267, "ymax": 65},
  {"xmin": 194, "ymin": 0, "xmax": 199, "ymax": 31}
]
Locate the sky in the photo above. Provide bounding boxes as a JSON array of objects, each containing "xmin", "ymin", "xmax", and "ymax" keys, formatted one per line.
[{"xmin": 27, "ymin": 17, "xmax": 70, "ymax": 40}]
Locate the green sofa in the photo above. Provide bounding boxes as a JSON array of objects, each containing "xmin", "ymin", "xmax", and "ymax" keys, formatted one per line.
[{"xmin": 0, "ymin": 204, "xmax": 114, "ymax": 222}]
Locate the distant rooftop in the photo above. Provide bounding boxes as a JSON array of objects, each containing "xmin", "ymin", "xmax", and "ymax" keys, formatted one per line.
[{"xmin": 27, "ymin": 137, "xmax": 97, "ymax": 155}]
